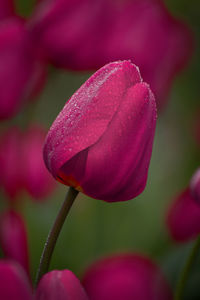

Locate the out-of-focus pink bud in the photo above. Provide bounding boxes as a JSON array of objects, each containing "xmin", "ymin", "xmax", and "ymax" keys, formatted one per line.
[
  {"xmin": 82, "ymin": 254, "xmax": 172, "ymax": 300},
  {"xmin": 30, "ymin": 0, "xmax": 193, "ymax": 109},
  {"xmin": 0, "ymin": 127, "xmax": 22, "ymax": 200},
  {"xmin": 22, "ymin": 125, "xmax": 56, "ymax": 200},
  {"xmin": 0, "ymin": 0, "xmax": 15, "ymax": 20},
  {"xmin": 43, "ymin": 60, "xmax": 157, "ymax": 202},
  {"xmin": 0, "ymin": 17, "xmax": 47, "ymax": 120},
  {"xmin": 190, "ymin": 168, "xmax": 200, "ymax": 204},
  {"xmin": 0, "ymin": 260, "xmax": 32, "ymax": 300},
  {"xmin": 0, "ymin": 210, "xmax": 29, "ymax": 275},
  {"xmin": 167, "ymin": 188, "xmax": 200, "ymax": 242},
  {"xmin": 35, "ymin": 270, "xmax": 89, "ymax": 300}
]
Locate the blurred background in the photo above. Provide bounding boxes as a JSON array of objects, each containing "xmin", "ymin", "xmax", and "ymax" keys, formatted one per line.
[{"xmin": 0, "ymin": 0, "xmax": 200, "ymax": 299}]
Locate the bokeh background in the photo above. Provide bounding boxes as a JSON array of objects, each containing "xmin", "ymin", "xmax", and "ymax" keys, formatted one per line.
[{"xmin": 0, "ymin": 0, "xmax": 200, "ymax": 299}]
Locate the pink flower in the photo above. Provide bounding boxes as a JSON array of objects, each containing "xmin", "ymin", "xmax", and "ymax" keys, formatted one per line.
[
  {"xmin": 0, "ymin": 17, "xmax": 47, "ymax": 120},
  {"xmin": 22, "ymin": 125, "xmax": 56, "ymax": 200},
  {"xmin": 0, "ymin": 260, "xmax": 32, "ymax": 300},
  {"xmin": 0, "ymin": 210, "xmax": 29, "ymax": 275},
  {"xmin": 35, "ymin": 270, "xmax": 89, "ymax": 300},
  {"xmin": 0, "ymin": 260, "xmax": 88, "ymax": 300},
  {"xmin": 190, "ymin": 168, "xmax": 200, "ymax": 204},
  {"xmin": 30, "ymin": 0, "xmax": 193, "ymax": 109},
  {"xmin": 166, "ymin": 188, "xmax": 200, "ymax": 242},
  {"xmin": 82, "ymin": 254, "xmax": 173, "ymax": 300},
  {"xmin": 0, "ymin": 125, "xmax": 56, "ymax": 201},
  {"xmin": 0, "ymin": 0, "xmax": 15, "ymax": 20},
  {"xmin": 43, "ymin": 60, "xmax": 157, "ymax": 202}
]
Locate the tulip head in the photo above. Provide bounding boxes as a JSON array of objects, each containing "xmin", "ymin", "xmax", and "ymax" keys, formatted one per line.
[
  {"xmin": 43, "ymin": 60, "xmax": 157, "ymax": 202},
  {"xmin": 82, "ymin": 254, "xmax": 172, "ymax": 300},
  {"xmin": 167, "ymin": 188, "xmax": 200, "ymax": 242},
  {"xmin": 190, "ymin": 168, "xmax": 200, "ymax": 204},
  {"xmin": 35, "ymin": 269, "xmax": 89, "ymax": 300}
]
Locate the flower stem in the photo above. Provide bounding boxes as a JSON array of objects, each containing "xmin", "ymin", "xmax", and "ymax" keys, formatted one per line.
[
  {"xmin": 174, "ymin": 235, "xmax": 200, "ymax": 300},
  {"xmin": 35, "ymin": 187, "xmax": 79, "ymax": 285}
]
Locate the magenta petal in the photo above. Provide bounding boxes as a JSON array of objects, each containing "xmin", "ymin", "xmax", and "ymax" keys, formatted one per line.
[
  {"xmin": 22, "ymin": 125, "xmax": 56, "ymax": 200},
  {"xmin": 0, "ymin": 260, "xmax": 32, "ymax": 300},
  {"xmin": 0, "ymin": 18, "xmax": 47, "ymax": 120},
  {"xmin": 167, "ymin": 188, "xmax": 200, "ymax": 242},
  {"xmin": 82, "ymin": 254, "xmax": 172, "ymax": 300},
  {"xmin": 0, "ymin": 210, "xmax": 29, "ymax": 275},
  {"xmin": 0, "ymin": 127, "xmax": 23, "ymax": 200},
  {"xmin": 190, "ymin": 168, "xmax": 200, "ymax": 204},
  {"xmin": 0, "ymin": 0, "xmax": 15, "ymax": 20},
  {"xmin": 35, "ymin": 270, "xmax": 89, "ymax": 300}
]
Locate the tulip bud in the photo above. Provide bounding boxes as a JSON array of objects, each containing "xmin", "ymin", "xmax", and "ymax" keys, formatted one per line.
[
  {"xmin": 0, "ymin": 260, "xmax": 32, "ymax": 300},
  {"xmin": 43, "ymin": 60, "xmax": 157, "ymax": 202},
  {"xmin": 0, "ymin": 17, "xmax": 47, "ymax": 120},
  {"xmin": 190, "ymin": 168, "xmax": 200, "ymax": 204},
  {"xmin": 0, "ymin": 210, "xmax": 29, "ymax": 275},
  {"xmin": 166, "ymin": 189, "xmax": 200, "ymax": 242},
  {"xmin": 82, "ymin": 254, "xmax": 172, "ymax": 300},
  {"xmin": 22, "ymin": 125, "xmax": 56, "ymax": 200},
  {"xmin": 35, "ymin": 270, "xmax": 89, "ymax": 300}
]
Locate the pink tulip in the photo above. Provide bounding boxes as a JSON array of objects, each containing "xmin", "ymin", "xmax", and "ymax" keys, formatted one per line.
[
  {"xmin": 22, "ymin": 125, "xmax": 56, "ymax": 200},
  {"xmin": 190, "ymin": 168, "xmax": 200, "ymax": 204},
  {"xmin": 35, "ymin": 270, "xmax": 89, "ymax": 300},
  {"xmin": 0, "ymin": 127, "xmax": 22, "ymax": 200},
  {"xmin": 0, "ymin": 210, "xmax": 29, "ymax": 275},
  {"xmin": 30, "ymin": 0, "xmax": 193, "ymax": 109},
  {"xmin": 166, "ymin": 188, "xmax": 200, "ymax": 242},
  {"xmin": 0, "ymin": 260, "xmax": 32, "ymax": 300},
  {"xmin": 0, "ymin": 17, "xmax": 47, "ymax": 120},
  {"xmin": 0, "ymin": 0, "xmax": 15, "ymax": 20},
  {"xmin": 43, "ymin": 60, "xmax": 157, "ymax": 202},
  {"xmin": 82, "ymin": 254, "xmax": 172, "ymax": 300}
]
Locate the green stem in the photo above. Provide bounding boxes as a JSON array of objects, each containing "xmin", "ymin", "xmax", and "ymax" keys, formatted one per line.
[
  {"xmin": 35, "ymin": 187, "xmax": 79, "ymax": 285},
  {"xmin": 174, "ymin": 236, "xmax": 200, "ymax": 300}
]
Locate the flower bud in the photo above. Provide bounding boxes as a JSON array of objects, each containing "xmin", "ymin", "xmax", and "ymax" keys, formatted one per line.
[
  {"xmin": 43, "ymin": 60, "xmax": 157, "ymax": 202},
  {"xmin": 35, "ymin": 270, "xmax": 89, "ymax": 300}
]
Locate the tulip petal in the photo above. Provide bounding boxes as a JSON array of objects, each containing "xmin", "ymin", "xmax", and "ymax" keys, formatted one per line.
[
  {"xmin": 190, "ymin": 168, "xmax": 200, "ymax": 204},
  {"xmin": 44, "ymin": 60, "xmax": 142, "ymax": 180},
  {"xmin": 167, "ymin": 188, "xmax": 200, "ymax": 242},
  {"xmin": 0, "ymin": 210, "xmax": 29, "ymax": 275},
  {"xmin": 82, "ymin": 254, "xmax": 172, "ymax": 300},
  {"xmin": 0, "ymin": 260, "xmax": 32, "ymax": 300},
  {"xmin": 35, "ymin": 270, "xmax": 89, "ymax": 300}
]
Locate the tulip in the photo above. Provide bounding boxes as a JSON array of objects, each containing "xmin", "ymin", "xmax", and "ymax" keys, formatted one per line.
[
  {"xmin": 0, "ymin": 210, "xmax": 29, "ymax": 275},
  {"xmin": 35, "ymin": 270, "xmax": 89, "ymax": 300},
  {"xmin": 190, "ymin": 168, "xmax": 200, "ymax": 204},
  {"xmin": 30, "ymin": 0, "xmax": 193, "ymax": 108},
  {"xmin": 22, "ymin": 125, "xmax": 56, "ymax": 200},
  {"xmin": 82, "ymin": 254, "xmax": 173, "ymax": 300},
  {"xmin": 0, "ymin": 0, "xmax": 15, "ymax": 20},
  {"xmin": 0, "ymin": 127, "xmax": 22, "ymax": 200},
  {"xmin": 0, "ymin": 260, "xmax": 32, "ymax": 300},
  {"xmin": 0, "ymin": 17, "xmax": 47, "ymax": 120},
  {"xmin": 43, "ymin": 60, "xmax": 157, "ymax": 202},
  {"xmin": 166, "ymin": 188, "xmax": 200, "ymax": 242}
]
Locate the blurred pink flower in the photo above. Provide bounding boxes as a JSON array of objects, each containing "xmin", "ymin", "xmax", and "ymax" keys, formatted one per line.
[
  {"xmin": 30, "ymin": 0, "xmax": 193, "ymax": 109},
  {"xmin": 0, "ymin": 210, "xmax": 29, "ymax": 275},
  {"xmin": 0, "ymin": 17, "xmax": 47, "ymax": 120},
  {"xmin": 166, "ymin": 188, "xmax": 200, "ymax": 242},
  {"xmin": 0, "ymin": 0, "xmax": 15, "ymax": 20},
  {"xmin": 35, "ymin": 270, "xmax": 89, "ymax": 300},
  {"xmin": 43, "ymin": 60, "xmax": 157, "ymax": 202},
  {"xmin": 22, "ymin": 125, "xmax": 56, "ymax": 200},
  {"xmin": 0, "ymin": 127, "xmax": 23, "ymax": 200},
  {"xmin": 0, "ymin": 260, "xmax": 88, "ymax": 300},
  {"xmin": 190, "ymin": 168, "xmax": 200, "ymax": 204},
  {"xmin": 82, "ymin": 253, "xmax": 173, "ymax": 300},
  {"xmin": 0, "ymin": 260, "xmax": 32, "ymax": 300},
  {"xmin": 0, "ymin": 125, "xmax": 56, "ymax": 202}
]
